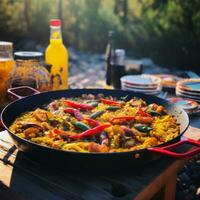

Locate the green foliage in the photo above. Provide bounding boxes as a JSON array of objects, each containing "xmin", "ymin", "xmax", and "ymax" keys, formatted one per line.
[{"xmin": 0, "ymin": 0, "xmax": 200, "ymax": 69}]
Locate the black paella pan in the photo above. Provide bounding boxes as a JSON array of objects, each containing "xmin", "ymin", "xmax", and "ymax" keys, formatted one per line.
[{"xmin": 1, "ymin": 87, "xmax": 200, "ymax": 170}]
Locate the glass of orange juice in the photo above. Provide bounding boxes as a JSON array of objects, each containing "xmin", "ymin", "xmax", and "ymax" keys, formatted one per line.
[{"xmin": 0, "ymin": 41, "xmax": 15, "ymax": 109}]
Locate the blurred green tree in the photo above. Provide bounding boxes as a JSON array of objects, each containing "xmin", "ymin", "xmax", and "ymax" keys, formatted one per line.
[{"xmin": 0, "ymin": 0, "xmax": 200, "ymax": 70}]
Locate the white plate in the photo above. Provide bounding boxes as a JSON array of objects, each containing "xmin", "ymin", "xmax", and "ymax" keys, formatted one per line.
[
  {"xmin": 121, "ymin": 81, "xmax": 159, "ymax": 90},
  {"xmin": 176, "ymin": 90, "xmax": 200, "ymax": 102},
  {"xmin": 120, "ymin": 74, "xmax": 161, "ymax": 86},
  {"xmin": 121, "ymin": 83, "xmax": 162, "ymax": 93},
  {"xmin": 177, "ymin": 79, "xmax": 200, "ymax": 93},
  {"xmin": 121, "ymin": 85, "xmax": 162, "ymax": 95},
  {"xmin": 176, "ymin": 87, "xmax": 200, "ymax": 96}
]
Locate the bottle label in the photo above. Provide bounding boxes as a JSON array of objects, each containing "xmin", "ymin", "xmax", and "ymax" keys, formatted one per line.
[{"xmin": 50, "ymin": 66, "xmax": 67, "ymax": 90}]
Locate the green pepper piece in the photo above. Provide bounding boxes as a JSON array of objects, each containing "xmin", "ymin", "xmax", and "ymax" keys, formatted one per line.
[
  {"xmin": 134, "ymin": 124, "xmax": 152, "ymax": 133},
  {"xmin": 106, "ymin": 106, "xmax": 120, "ymax": 111},
  {"xmin": 63, "ymin": 122, "xmax": 70, "ymax": 131},
  {"xmin": 89, "ymin": 102, "xmax": 99, "ymax": 107},
  {"xmin": 147, "ymin": 110, "xmax": 161, "ymax": 116},
  {"xmin": 73, "ymin": 121, "xmax": 90, "ymax": 131},
  {"xmin": 90, "ymin": 110, "xmax": 105, "ymax": 119}
]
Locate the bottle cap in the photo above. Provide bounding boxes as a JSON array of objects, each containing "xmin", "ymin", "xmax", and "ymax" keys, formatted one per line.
[
  {"xmin": 115, "ymin": 49, "xmax": 125, "ymax": 58},
  {"xmin": 114, "ymin": 49, "xmax": 126, "ymax": 66},
  {"xmin": 50, "ymin": 19, "xmax": 61, "ymax": 27},
  {"xmin": 14, "ymin": 51, "xmax": 43, "ymax": 60}
]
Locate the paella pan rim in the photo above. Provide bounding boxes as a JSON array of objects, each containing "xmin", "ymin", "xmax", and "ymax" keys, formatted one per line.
[{"xmin": 1, "ymin": 89, "xmax": 189, "ymax": 156}]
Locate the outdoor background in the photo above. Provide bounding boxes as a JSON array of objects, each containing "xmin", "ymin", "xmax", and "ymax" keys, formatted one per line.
[{"xmin": 0, "ymin": 0, "xmax": 200, "ymax": 71}]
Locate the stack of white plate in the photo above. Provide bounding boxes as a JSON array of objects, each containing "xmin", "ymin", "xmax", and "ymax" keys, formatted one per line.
[
  {"xmin": 120, "ymin": 74, "xmax": 162, "ymax": 95},
  {"xmin": 176, "ymin": 79, "xmax": 200, "ymax": 102}
]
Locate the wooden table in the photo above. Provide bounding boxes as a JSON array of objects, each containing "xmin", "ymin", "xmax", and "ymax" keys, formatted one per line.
[
  {"xmin": 0, "ymin": 73, "xmax": 200, "ymax": 200},
  {"xmin": 0, "ymin": 120, "xmax": 200, "ymax": 200},
  {"xmin": 0, "ymin": 126, "xmax": 199, "ymax": 200}
]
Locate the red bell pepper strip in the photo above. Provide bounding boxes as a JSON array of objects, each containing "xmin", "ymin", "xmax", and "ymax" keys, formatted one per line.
[
  {"xmin": 53, "ymin": 128, "xmax": 77, "ymax": 138},
  {"xmin": 53, "ymin": 128, "xmax": 61, "ymax": 134},
  {"xmin": 110, "ymin": 116, "xmax": 135, "ymax": 123},
  {"xmin": 64, "ymin": 100, "xmax": 93, "ymax": 110},
  {"xmin": 83, "ymin": 118, "xmax": 100, "ymax": 127},
  {"xmin": 101, "ymin": 98, "xmax": 122, "ymax": 107},
  {"xmin": 69, "ymin": 124, "xmax": 111, "ymax": 139},
  {"xmin": 48, "ymin": 130, "xmax": 54, "ymax": 137},
  {"xmin": 137, "ymin": 108, "xmax": 152, "ymax": 118},
  {"xmin": 64, "ymin": 108, "xmax": 83, "ymax": 120}
]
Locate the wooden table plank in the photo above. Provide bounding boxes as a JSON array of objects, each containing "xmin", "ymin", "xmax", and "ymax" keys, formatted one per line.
[
  {"xmin": 0, "ymin": 162, "xmax": 13, "ymax": 186},
  {"xmin": 164, "ymin": 172, "xmax": 177, "ymax": 200}
]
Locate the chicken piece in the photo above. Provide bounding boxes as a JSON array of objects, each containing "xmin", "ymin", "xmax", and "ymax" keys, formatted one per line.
[
  {"xmin": 33, "ymin": 109, "xmax": 48, "ymax": 122},
  {"xmin": 147, "ymin": 103, "xmax": 166, "ymax": 114},
  {"xmin": 135, "ymin": 116, "xmax": 153, "ymax": 124},
  {"xmin": 144, "ymin": 137, "xmax": 158, "ymax": 147},
  {"xmin": 88, "ymin": 142, "xmax": 109, "ymax": 152},
  {"xmin": 24, "ymin": 127, "xmax": 41, "ymax": 138}
]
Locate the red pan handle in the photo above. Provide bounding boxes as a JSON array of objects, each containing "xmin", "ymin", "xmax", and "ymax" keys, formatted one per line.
[
  {"xmin": 7, "ymin": 86, "xmax": 40, "ymax": 100},
  {"xmin": 148, "ymin": 137, "xmax": 200, "ymax": 159}
]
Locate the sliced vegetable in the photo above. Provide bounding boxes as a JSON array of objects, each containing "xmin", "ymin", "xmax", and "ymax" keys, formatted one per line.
[
  {"xmin": 83, "ymin": 118, "xmax": 100, "ymax": 127},
  {"xmin": 134, "ymin": 124, "xmax": 152, "ymax": 132},
  {"xmin": 53, "ymin": 128, "xmax": 61, "ymax": 134},
  {"xmin": 64, "ymin": 108, "xmax": 83, "ymax": 120},
  {"xmin": 101, "ymin": 98, "xmax": 122, "ymax": 107},
  {"xmin": 99, "ymin": 132, "xmax": 109, "ymax": 146},
  {"xmin": 20, "ymin": 122, "xmax": 44, "ymax": 131},
  {"xmin": 137, "ymin": 108, "xmax": 152, "ymax": 118},
  {"xmin": 120, "ymin": 126, "xmax": 133, "ymax": 137},
  {"xmin": 63, "ymin": 122, "xmax": 70, "ymax": 131},
  {"xmin": 147, "ymin": 110, "xmax": 161, "ymax": 116},
  {"xmin": 110, "ymin": 116, "xmax": 135, "ymax": 123},
  {"xmin": 90, "ymin": 110, "xmax": 105, "ymax": 119},
  {"xmin": 69, "ymin": 124, "xmax": 111, "ymax": 139},
  {"xmin": 89, "ymin": 102, "xmax": 99, "ymax": 107},
  {"xmin": 53, "ymin": 128, "xmax": 76, "ymax": 138},
  {"xmin": 48, "ymin": 118, "xmax": 60, "ymax": 126},
  {"xmin": 106, "ymin": 106, "xmax": 120, "ymax": 111},
  {"xmin": 64, "ymin": 100, "xmax": 94, "ymax": 110},
  {"xmin": 73, "ymin": 121, "xmax": 90, "ymax": 131},
  {"xmin": 48, "ymin": 130, "xmax": 54, "ymax": 138}
]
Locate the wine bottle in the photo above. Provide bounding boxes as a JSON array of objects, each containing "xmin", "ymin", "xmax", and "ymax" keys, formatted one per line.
[{"xmin": 105, "ymin": 30, "xmax": 115, "ymax": 85}]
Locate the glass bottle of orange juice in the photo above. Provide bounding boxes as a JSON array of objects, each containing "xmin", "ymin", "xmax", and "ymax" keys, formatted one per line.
[{"xmin": 45, "ymin": 19, "xmax": 68, "ymax": 90}]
